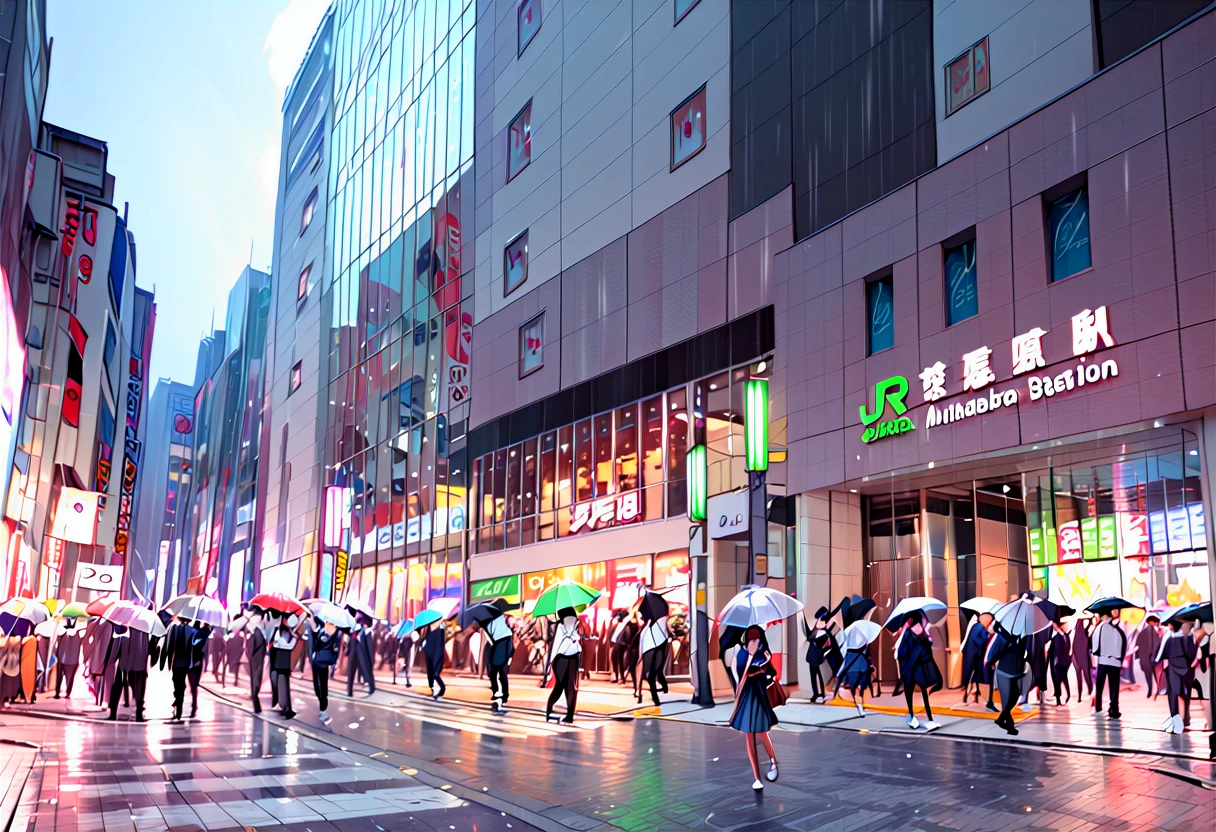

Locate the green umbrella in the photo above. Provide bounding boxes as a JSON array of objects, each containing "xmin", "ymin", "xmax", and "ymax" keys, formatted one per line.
[
  {"xmin": 58, "ymin": 602, "xmax": 90, "ymax": 618},
  {"xmin": 530, "ymin": 580, "xmax": 600, "ymax": 618}
]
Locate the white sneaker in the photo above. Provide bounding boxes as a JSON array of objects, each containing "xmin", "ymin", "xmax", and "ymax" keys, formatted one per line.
[
  {"xmin": 906, "ymin": 715, "xmax": 920, "ymax": 729},
  {"xmin": 766, "ymin": 761, "xmax": 778, "ymax": 782},
  {"xmin": 318, "ymin": 711, "xmax": 330, "ymax": 725},
  {"xmin": 752, "ymin": 779, "xmax": 764, "ymax": 791},
  {"xmin": 923, "ymin": 720, "xmax": 940, "ymax": 731},
  {"xmin": 1161, "ymin": 715, "xmax": 1174, "ymax": 731},
  {"xmin": 1173, "ymin": 714, "xmax": 1185, "ymax": 734},
  {"xmin": 855, "ymin": 703, "xmax": 866, "ymax": 717}
]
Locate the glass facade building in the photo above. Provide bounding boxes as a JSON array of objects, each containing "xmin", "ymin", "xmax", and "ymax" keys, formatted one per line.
[{"xmin": 317, "ymin": 0, "xmax": 475, "ymax": 621}]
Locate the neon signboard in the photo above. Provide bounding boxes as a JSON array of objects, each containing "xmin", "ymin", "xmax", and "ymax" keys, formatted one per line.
[{"xmin": 859, "ymin": 376, "xmax": 913, "ymax": 443}]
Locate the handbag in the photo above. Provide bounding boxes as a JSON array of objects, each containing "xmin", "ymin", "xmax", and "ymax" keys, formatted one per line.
[{"xmin": 766, "ymin": 678, "xmax": 790, "ymax": 709}]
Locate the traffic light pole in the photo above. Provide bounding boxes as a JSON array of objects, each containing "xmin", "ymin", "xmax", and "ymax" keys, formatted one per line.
[{"xmin": 688, "ymin": 521, "xmax": 714, "ymax": 706}]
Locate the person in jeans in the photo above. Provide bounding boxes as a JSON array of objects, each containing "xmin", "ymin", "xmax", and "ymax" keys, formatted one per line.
[
  {"xmin": 308, "ymin": 620, "xmax": 340, "ymax": 725},
  {"xmin": 1090, "ymin": 610, "xmax": 1127, "ymax": 719}
]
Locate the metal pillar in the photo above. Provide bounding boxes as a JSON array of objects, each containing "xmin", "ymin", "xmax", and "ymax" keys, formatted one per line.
[
  {"xmin": 748, "ymin": 470, "xmax": 767, "ymax": 586},
  {"xmin": 688, "ymin": 523, "xmax": 714, "ymax": 706}
]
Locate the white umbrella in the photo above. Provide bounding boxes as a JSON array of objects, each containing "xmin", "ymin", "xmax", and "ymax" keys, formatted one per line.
[
  {"xmin": 838, "ymin": 620, "xmax": 882, "ymax": 650},
  {"xmin": 884, "ymin": 596, "xmax": 947, "ymax": 631},
  {"xmin": 960, "ymin": 596, "xmax": 1001, "ymax": 615},
  {"xmin": 342, "ymin": 597, "xmax": 376, "ymax": 619},
  {"xmin": 162, "ymin": 594, "xmax": 228, "ymax": 628},
  {"xmin": 717, "ymin": 586, "xmax": 804, "ymax": 629},
  {"xmin": 34, "ymin": 619, "xmax": 59, "ymax": 638},
  {"xmin": 311, "ymin": 602, "xmax": 356, "ymax": 629},
  {"xmin": 993, "ymin": 596, "xmax": 1051, "ymax": 637},
  {"xmin": 107, "ymin": 603, "xmax": 167, "ymax": 637},
  {"xmin": 427, "ymin": 596, "xmax": 460, "ymax": 621}
]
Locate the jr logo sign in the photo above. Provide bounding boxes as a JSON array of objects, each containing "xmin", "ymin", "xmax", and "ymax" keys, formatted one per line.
[{"xmin": 859, "ymin": 376, "xmax": 914, "ymax": 443}]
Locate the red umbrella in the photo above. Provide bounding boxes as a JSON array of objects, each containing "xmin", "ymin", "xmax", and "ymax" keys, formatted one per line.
[
  {"xmin": 85, "ymin": 598, "xmax": 121, "ymax": 617},
  {"xmin": 249, "ymin": 592, "xmax": 306, "ymax": 617}
]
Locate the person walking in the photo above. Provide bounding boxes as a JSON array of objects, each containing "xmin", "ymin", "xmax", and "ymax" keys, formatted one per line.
[
  {"xmin": 245, "ymin": 612, "xmax": 268, "ymax": 713},
  {"xmin": 84, "ymin": 616, "xmax": 115, "ymax": 707},
  {"xmin": 308, "ymin": 620, "xmax": 340, "ymax": 725},
  {"xmin": 53, "ymin": 619, "xmax": 83, "ymax": 699},
  {"xmin": 269, "ymin": 619, "xmax": 298, "ymax": 719},
  {"xmin": 608, "ymin": 610, "xmax": 631, "ymax": 684},
  {"xmin": 896, "ymin": 611, "xmax": 943, "ymax": 731},
  {"xmin": 985, "ymin": 628, "xmax": 1026, "ymax": 735},
  {"xmin": 1135, "ymin": 614, "xmax": 1163, "ymax": 698},
  {"xmin": 345, "ymin": 614, "xmax": 377, "ymax": 696},
  {"xmin": 544, "ymin": 608, "xmax": 582, "ymax": 724},
  {"xmin": 484, "ymin": 613, "xmax": 514, "ymax": 714},
  {"xmin": 398, "ymin": 628, "xmax": 418, "ymax": 687},
  {"xmin": 1047, "ymin": 618, "xmax": 1073, "ymax": 706},
  {"xmin": 959, "ymin": 612, "xmax": 990, "ymax": 704},
  {"xmin": 107, "ymin": 625, "xmax": 151, "ymax": 722},
  {"xmin": 421, "ymin": 623, "xmax": 447, "ymax": 701},
  {"xmin": 209, "ymin": 628, "xmax": 225, "ymax": 683},
  {"xmin": 1156, "ymin": 618, "xmax": 1198, "ymax": 733},
  {"xmin": 637, "ymin": 615, "xmax": 670, "ymax": 707},
  {"xmin": 160, "ymin": 618, "xmax": 206, "ymax": 720},
  {"xmin": 224, "ymin": 628, "xmax": 245, "ymax": 687},
  {"xmin": 804, "ymin": 607, "xmax": 834, "ymax": 703},
  {"xmin": 1091, "ymin": 610, "xmax": 1127, "ymax": 719},
  {"xmin": 729, "ymin": 626, "xmax": 780, "ymax": 791},
  {"xmin": 1072, "ymin": 615, "xmax": 1094, "ymax": 696}
]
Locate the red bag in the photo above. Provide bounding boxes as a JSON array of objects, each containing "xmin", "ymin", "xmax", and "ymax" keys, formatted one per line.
[{"xmin": 766, "ymin": 679, "xmax": 789, "ymax": 709}]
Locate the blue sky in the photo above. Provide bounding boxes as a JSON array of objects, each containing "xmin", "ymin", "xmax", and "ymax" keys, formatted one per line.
[{"xmin": 43, "ymin": 0, "xmax": 329, "ymax": 386}]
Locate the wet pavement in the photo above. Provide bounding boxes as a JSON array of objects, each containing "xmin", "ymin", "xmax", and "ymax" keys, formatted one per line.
[{"xmin": 3, "ymin": 667, "xmax": 1215, "ymax": 832}]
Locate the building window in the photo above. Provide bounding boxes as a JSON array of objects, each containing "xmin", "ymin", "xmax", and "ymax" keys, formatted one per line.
[
  {"xmin": 866, "ymin": 275, "xmax": 894, "ymax": 355},
  {"xmin": 507, "ymin": 100, "xmax": 532, "ymax": 183},
  {"xmin": 518, "ymin": 311, "xmax": 544, "ymax": 377},
  {"xmin": 290, "ymin": 361, "xmax": 302, "ymax": 396},
  {"xmin": 298, "ymin": 263, "xmax": 312, "ymax": 305},
  {"xmin": 1048, "ymin": 187, "xmax": 1091, "ymax": 282},
  {"xmin": 504, "ymin": 230, "xmax": 529, "ymax": 297},
  {"xmin": 944, "ymin": 237, "xmax": 978, "ymax": 326},
  {"xmin": 670, "ymin": 85, "xmax": 707, "ymax": 171},
  {"xmin": 674, "ymin": 0, "xmax": 701, "ymax": 25},
  {"xmin": 517, "ymin": 0, "xmax": 541, "ymax": 56},
  {"xmin": 300, "ymin": 187, "xmax": 318, "ymax": 235},
  {"xmin": 945, "ymin": 36, "xmax": 990, "ymax": 116}
]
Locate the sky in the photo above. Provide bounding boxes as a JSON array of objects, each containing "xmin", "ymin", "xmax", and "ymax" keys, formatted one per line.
[{"xmin": 43, "ymin": 0, "xmax": 330, "ymax": 387}]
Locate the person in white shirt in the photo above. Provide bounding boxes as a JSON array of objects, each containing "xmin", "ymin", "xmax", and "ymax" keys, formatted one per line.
[
  {"xmin": 1090, "ymin": 610, "xmax": 1127, "ymax": 719},
  {"xmin": 638, "ymin": 616, "xmax": 670, "ymax": 707},
  {"xmin": 270, "ymin": 619, "xmax": 299, "ymax": 719},
  {"xmin": 545, "ymin": 608, "xmax": 582, "ymax": 724},
  {"xmin": 484, "ymin": 613, "xmax": 515, "ymax": 714}
]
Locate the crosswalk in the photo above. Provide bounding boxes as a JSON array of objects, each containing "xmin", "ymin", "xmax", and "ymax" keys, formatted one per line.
[{"xmin": 329, "ymin": 689, "xmax": 604, "ymax": 740}]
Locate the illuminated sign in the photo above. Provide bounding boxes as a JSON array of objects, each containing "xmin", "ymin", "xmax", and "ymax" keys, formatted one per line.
[
  {"xmin": 323, "ymin": 485, "xmax": 352, "ymax": 548},
  {"xmin": 569, "ymin": 491, "xmax": 641, "ymax": 534},
  {"xmin": 471, "ymin": 574, "xmax": 521, "ymax": 606},
  {"xmin": 51, "ymin": 488, "xmax": 101, "ymax": 545},
  {"xmin": 859, "ymin": 376, "xmax": 913, "ymax": 443},
  {"xmin": 334, "ymin": 550, "xmax": 349, "ymax": 594}
]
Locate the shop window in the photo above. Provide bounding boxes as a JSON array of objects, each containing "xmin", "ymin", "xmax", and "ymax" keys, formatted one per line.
[
  {"xmin": 674, "ymin": 0, "xmax": 701, "ymax": 25},
  {"xmin": 945, "ymin": 36, "xmax": 990, "ymax": 116},
  {"xmin": 670, "ymin": 85, "xmax": 707, "ymax": 171},
  {"xmin": 301, "ymin": 186, "xmax": 319, "ymax": 236},
  {"xmin": 944, "ymin": 237, "xmax": 977, "ymax": 326},
  {"xmin": 574, "ymin": 419, "xmax": 593, "ymax": 503},
  {"xmin": 492, "ymin": 447, "xmax": 507, "ymax": 547},
  {"xmin": 641, "ymin": 395, "xmax": 664, "ymax": 520},
  {"xmin": 614, "ymin": 404, "xmax": 639, "ymax": 493},
  {"xmin": 539, "ymin": 432, "xmax": 556, "ymax": 540},
  {"xmin": 504, "ymin": 229, "xmax": 529, "ymax": 297},
  {"xmin": 866, "ymin": 274, "xmax": 894, "ymax": 355},
  {"xmin": 517, "ymin": 0, "xmax": 541, "ymax": 56},
  {"xmin": 507, "ymin": 100, "xmax": 532, "ymax": 183},
  {"xmin": 1048, "ymin": 186, "xmax": 1091, "ymax": 282},
  {"xmin": 522, "ymin": 438, "xmax": 539, "ymax": 518},
  {"xmin": 289, "ymin": 361, "xmax": 302, "ymax": 396},
  {"xmin": 519, "ymin": 311, "xmax": 544, "ymax": 377},
  {"xmin": 298, "ymin": 262, "xmax": 312, "ymax": 307},
  {"xmin": 666, "ymin": 386, "xmax": 688, "ymax": 517},
  {"xmin": 557, "ymin": 425, "xmax": 573, "ymax": 509},
  {"xmin": 594, "ymin": 412, "xmax": 614, "ymax": 497}
]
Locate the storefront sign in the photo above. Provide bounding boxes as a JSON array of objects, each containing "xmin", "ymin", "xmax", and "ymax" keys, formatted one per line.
[
  {"xmin": 708, "ymin": 489, "xmax": 748, "ymax": 540},
  {"xmin": 569, "ymin": 491, "xmax": 641, "ymax": 534},
  {"xmin": 77, "ymin": 562, "xmax": 122, "ymax": 592},
  {"xmin": 470, "ymin": 574, "xmax": 521, "ymax": 606},
  {"xmin": 334, "ymin": 550, "xmax": 349, "ymax": 594},
  {"xmin": 859, "ymin": 376, "xmax": 913, "ymax": 443}
]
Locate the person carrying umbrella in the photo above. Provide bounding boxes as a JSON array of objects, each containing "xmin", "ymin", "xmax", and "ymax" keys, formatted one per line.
[
  {"xmin": 1134, "ymin": 612, "xmax": 1163, "ymax": 697},
  {"xmin": 636, "ymin": 591, "xmax": 670, "ymax": 707},
  {"xmin": 107, "ymin": 621, "xmax": 152, "ymax": 722},
  {"xmin": 243, "ymin": 611, "xmax": 269, "ymax": 713},
  {"xmin": 803, "ymin": 606, "xmax": 835, "ymax": 703},
  {"xmin": 894, "ymin": 610, "xmax": 943, "ymax": 730},
  {"xmin": 308, "ymin": 616, "xmax": 342, "ymax": 726},
  {"xmin": 160, "ymin": 617, "xmax": 207, "ymax": 720},
  {"xmin": 419, "ymin": 613, "xmax": 448, "ymax": 701},
  {"xmin": 268, "ymin": 616, "xmax": 299, "ymax": 719},
  {"xmin": 545, "ymin": 607, "xmax": 582, "ymax": 723},
  {"xmin": 959, "ymin": 607, "xmax": 993, "ymax": 705},
  {"xmin": 1071, "ymin": 613, "xmax": 1094, "ymax": 697},
  {"xmin": 1155, "ymin": 612, "xmax": 1197, "ymax": 734},
  {"xmin": 729, "ymin": 625, "xmax": 780, "ymax": 791},
  {"xmin": 225, "ymin": 626, "xmax": 246, "ymax": 688},
  {"xmin": 1088, "ymin": 598, "xmax": 1133, "ymax": 720},
  {"xmin": 986, "ymin": 626, "xmax": 1026, "ymax": 735},
  {"xmin": 345, "ymin": 610, "xmax": 377, "ymax": 696},
  {"xmin": 1047, "ymin": 612, "xmax": 1074, "ymax": 707},
  {"xmin": 53, "ymin": 617, "xmax": 84, "ymax": 700},
  {"xmin": 482, "ymin": 604, "xmax": 515, "ymax": 714},
  {"xmin": 608, "ymin": 610, "xmax": 635, "ymax": 685}
]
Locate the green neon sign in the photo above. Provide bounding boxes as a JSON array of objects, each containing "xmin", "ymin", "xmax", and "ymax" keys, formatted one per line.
[
  {"xmin": 687, "ymin": 445, "xmax": 707, "ymax": 522},
  {"xmin": 744, "ymin": 378, "xmax": 769, "ymax": 471},
  {"xmin": 859, "ymin": 375, "xmax": 914, "ymax": 443}
]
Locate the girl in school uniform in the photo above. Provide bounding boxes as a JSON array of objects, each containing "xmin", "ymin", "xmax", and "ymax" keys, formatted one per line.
[{"xmin": 730, "ymin": 626, "xmax": 780, "ymax": 791}]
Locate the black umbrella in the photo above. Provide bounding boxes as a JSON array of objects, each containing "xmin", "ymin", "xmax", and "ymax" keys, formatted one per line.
[
  {"xmin": 1085, "ymin": 596, "xmax": 1141, "ymax": 615},
  {"xmin": 1031, "ymin": 595, "xmax": 1076, "ymax": 623},
  {"xmin": 1164, "ymin": 602, "xmax": 1212, "ymax": 625},
  {"xmin": 837, "ymin": 595, "xmax": 876, "ymax": 627},
  {"xmin": 458, "ymin": 601, "xmax": 504, "ymax": 629},
  {"xmin": 718, "ymin": 624, "xmax": 745, "ymax": 653},
  {"xmin": 637, "ymin": 591, "xmax": 670, "ymax": 622}
]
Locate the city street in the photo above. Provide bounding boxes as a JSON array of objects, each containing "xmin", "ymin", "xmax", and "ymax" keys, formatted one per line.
[{"xmin": 8, "ymin": 671, "xmax": 1213, "ymax": 832}]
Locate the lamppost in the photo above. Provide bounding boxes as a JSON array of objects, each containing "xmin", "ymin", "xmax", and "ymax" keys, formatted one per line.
[
  {"xmin": 686, "ymin": 443, "xmax": 713, "ymax": 706},
  {"xmin": 744, "ymin": 377, "xmax": 769, "ymax": 586}
]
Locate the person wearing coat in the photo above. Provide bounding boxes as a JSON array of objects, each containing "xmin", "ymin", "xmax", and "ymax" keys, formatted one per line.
[
  {"xmin": 986, "ymin": 629, "xmax": 1026, "ymax": 735},
  {"xmin": 610, "ymin": 612, "xmax": 639, "ymax": 688},
  {"xmin": 730, "ymin": 626, "xmax": 780, "ymax": 791},
  {"xmin": 84, "ymin": 616, "xmax": 115, "ymax": 706},
  {"xmin": 1072, "ymin": 616, "xmax": 1094, "ymax": 695},
  {"xmin": 1090, "ymin": 610, "xmax": 1128, "ymax": 719},
  {"xmin": 1156, "ymin": 618, "xmax": 1199, "ymax": 734},
  {"xmin": 269, "ymin": 620, "xmax": 298, "ymax": 718},
  {"xmin": 1020, "ymin": 626, "xmax": 1051, "ymax": 707},
  {"xmin": 160, "ymin": 619, "xmax": 207, "ymax": 720},
  {"xmin": 108, "ymin": 626, "xmax": 151, "ymax": 721},
  {"xmin": 1135, "ymin": 614, "xmax": 1163, "ymax": 698},
  {"xmin": 245, "ymin": 613, "xmax": 268, "ymax": 713},
  {"xmin": 421, "ymin": 623, "xmax": 447, "ymax": 700},
  {"xmin": 345, "ymin": 615, "xmax": 377, "ymax": 696},
  {"xmin": 959, "ymin": 613, "xmax": 991, "ymax": 704},
  {"xmin": 224, "ymin": 629, "xmax": 245, "ymax": 687},
  {"xmin": 483, "ymin": 614, "xmax": 514, "ymax": 714},
  {"xmin": 53, "ymin": 620, "xmax": 83, "ymax": 699},
  {"xmin": 804, "ymin": 607, "xmax": 835, "ymax": 703},
  {"xmin": 896, "ymin": 612, "xmax": 943, "ymax": 730},
  {"xmin": 308, "ymin": 621, "xmax": 340, "ymax": 725},
  {"xmin": 637, "ymin": 616, "xmax": 670, "ymax": 707},
  {"xmin": 1047, "ymin": 620, "xmax": 1073, "ymax": 706},
  {"xmin": 208, "ymin": 629, "xmax": 226, "ymax": 683},
  {"xmin": 398, "ymin": 628, "xmax": 418, "ymax": 687}
]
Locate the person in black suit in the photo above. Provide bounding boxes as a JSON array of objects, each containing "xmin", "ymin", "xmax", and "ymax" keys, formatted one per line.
[
  {"xmin": 53, "ymin": 620, "xmax": 83, "ymax": 699},
  {"xmin": 959, "ymin": 612, "xmax": 991, "ymax": 704},
  {"xmin": 986, "ymin": 629, "xmax": 1027, "ymax": 735},
  {"xmin": 245, "ymin": 612, "xmax": 268, "ymax": 713},
  {"xmin": 160, "ymin": 618, "xmax": 206, "ymax": 720},
  {"xmin": 308, "ymin": 621, "xmax": 340, "ymax": 725},
  {"xmin": 483, "ymin": 615, "xmax": 514, "ymax": 714},
  {"xmin": 108, "ymin": 626, "xmax": 152, "ymax": 721},
  {"xmin": 804, "ymin": 607, "xmax": 835, "ymax": 703},
  {"xmin": 345, "ymin": 615, "xmax": 377, "ymax": 696},
  {"xmin": 1156, "ymin": 618, "xmax": 1199, "ymax": 734},
  {"xmin": 421, "ymin": 623, "xmax": 446, "ymax": 700}
]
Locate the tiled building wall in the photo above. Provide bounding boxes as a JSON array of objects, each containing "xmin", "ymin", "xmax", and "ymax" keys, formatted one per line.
[{"xmin": 773, "ymin": 9, "xmax": 1216, "ymax": 496}]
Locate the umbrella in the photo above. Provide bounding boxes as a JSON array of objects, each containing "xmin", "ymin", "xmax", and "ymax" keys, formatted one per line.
[
  {"xmin": 58, "ymin": 602, "xmax": 90, "ymax": 619},
  {"xmin": 107, "ymin": 603, "xmax": 167, "ymax": 637},
  {"xmin": 883, "ymin": 596, "xmax": 947, "ymax": 632},
  {"xmin": 836, "ymin": 595, "xmax": 876, "ymax": 626},
  {"xmin": 1031, "ymin": 596, "xmax": 1075, "ymax": 622},
  {"xmin": 0, "ymin": 598, "xmax": 50, "ymax": 635},
  {"xmin": 458, "ymin": 601, "xmax": 504, "ymax": 629},
  {"xmin": 839, "ymin": 620, "xmax": 881, "ymax": 650},
  {"xmin": 718, "ymin": 586, "xmax": 804, "ymax": 630},
  {"xmin": 993, "ymin": 596, "xmax": 1051, "ymax": 637},
  {"xmin": 394, "ymin": 618, "xmax": 416, "ymax": 638},
  {"xmin": 34, "ymin": 619, "xmax": 59, "ymax": 638},
  {"xmin": 427, "ymin": 596, "xmax": 460, "ymax": 621},
  {"xmin": 637, "ymin": 591, "xmax": 670, "ymax": 622},
  {"xmin": 86, "ymin": 598, "xmax": 121, "ymax": 617},
  {"xmin": 1084, "ymin": 596, "xmax": 1141, "ymax": 615},
  {"xmin": 310, "ymin": 602, "xmax": 356, "ymax": 630},
  {"xmin": 718, "ymin": 624, "xmax": 746, "ymax": 653},
  {"xmin": 249, "ymin": 592, "xmax": 306, "ymax": 617},
  {"xmin": 1165, "ymin": 602, "xmax": 1212, "ymax": 625},
  {"xmin": 412, "ymin": 609, "xmax": 443, "ymax": 629},
  {"xmin": 342, "ymin": 597, "xmax": 376, "ymax": 620},
  {"xmin": 531, "ymin": 580, "xmax": 601, "ymax": 618},
  {"xmin": 960, "ymin": 596, "xmax": 1001, "ymax": 616},
  {"xmin": 162, "ymin": 594, "xmax": 228, "ymax": 628}
]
